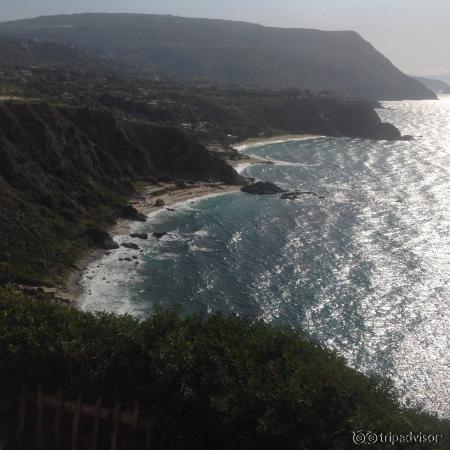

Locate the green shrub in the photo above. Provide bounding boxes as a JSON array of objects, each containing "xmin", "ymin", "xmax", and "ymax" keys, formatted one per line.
[{"xmin": 0, "ymin": 287, "xmax": 448, "ymax": 449}]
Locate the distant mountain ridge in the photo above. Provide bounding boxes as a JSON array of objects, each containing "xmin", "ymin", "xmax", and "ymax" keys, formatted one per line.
[
  {"xmin": 414, "ymin": 76, "xmax": 450, "ymax": 94},
  {"xmin": 0, "ymin": 35, "xmax": 123, "ymax": 71},
  {"xmin": 0, "ymin": 13, "xmax": 436, "ymax": 101}
]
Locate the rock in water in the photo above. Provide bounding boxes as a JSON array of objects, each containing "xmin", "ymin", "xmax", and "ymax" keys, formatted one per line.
[
  {"xmin": 280, "ymin": 192, "xmax": 299, "ymax": 200},
  {"xmin": 121, "ymin": 205, "xmax": 147, "ymax": 222},
  {"xmin": 130, "ymin": 233, "xmax": 149, "ymax": 240},
  {"xmin": 153, "ymin": 232, "xmax": 168, "ymax": 239},
  {"xmin": 121, "ymin": 242, "xmax": 140, "ymax": 250},
  {"xmin": 85, "ymin": 228, "xmax": 119, "ymax": 250},
  {"xmin": 241, "ymin": 182, "xmax": 286, "ymax": 195},
  {"xmin": 280, "ymin": 191, "xmax": 321, "ymax": 200}
]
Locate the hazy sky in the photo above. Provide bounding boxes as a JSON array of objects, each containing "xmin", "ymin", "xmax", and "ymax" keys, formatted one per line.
[{"xmin": 2, "ymin": 0, "xmax": 449, "ymax": 76}]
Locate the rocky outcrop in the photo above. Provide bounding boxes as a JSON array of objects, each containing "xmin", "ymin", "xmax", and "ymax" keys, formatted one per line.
[
  {"xmin": 153, "ymin": 232, "xmax": 168, "ymax": 239},
  {"xmin": 121, "ymin": 242, "xmax": 140, "ymax": 250},
  {"xmin": 121, "ymin": 205, "xmax": 147, "ymax": 222},
  {"xmin": 241, "ymin": 182, "xmax": 286, "ymax": 195},
  {"xmin": 401, "ymin": 135, "xmax": 414, "ymax": 141},
  {"xmin": 85, "ymin": 229, "xmax": 119, "ymax": 250},
  {"xmin": 280, "ymin": 191, "xmax": 326, "ymax": 200},
  {"xmin": 130, "ymin": 233, "xmax": 148, "ymax": 240},
  {"xmin": 258, "ymin": 96, "xmax": 405, "ymax": 141}
]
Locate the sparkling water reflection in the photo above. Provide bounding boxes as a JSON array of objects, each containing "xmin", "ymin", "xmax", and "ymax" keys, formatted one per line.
[{"xmin": 80, "ymin": 97, "xmax": 450, "ymax": 417}]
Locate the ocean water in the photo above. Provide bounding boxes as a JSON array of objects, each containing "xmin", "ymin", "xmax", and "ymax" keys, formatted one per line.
[{"xmin": 80, "ymin": 96, "xmax": 450, "ymax": 417}]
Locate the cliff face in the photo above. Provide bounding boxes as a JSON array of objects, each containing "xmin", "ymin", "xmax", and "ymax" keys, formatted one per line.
[
  {"xmin": 0, "ymin": 101, "xmax": 243, "ymax": 284},
  {"xmin": 0, "ymin": 13, "xmax": 436, "ymax": 100},
  {"xmin": 226, "ymin": 94, "xmax": 402, "ymax": 141},
  {"xmin": 106, "ymin": 90, "xmax": 403, "ymax": 143},
  {"xmin": 260, "ymin": 95, "xmax": 402, "ymax": 140}
]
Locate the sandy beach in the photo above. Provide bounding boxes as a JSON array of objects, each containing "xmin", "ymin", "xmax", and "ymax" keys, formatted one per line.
[
  {"xmin": 111, "ymin": 182, "xmax": 240, "ymax": 235},
  {"xmin": 229, "ymin": 154, "xmax": 275, "ymax": 172},
  {"xmin": 229, "ymin": 134, "xmax": 322, "ymax": 173},
  {"xmin": 234, "ymin": 134, "xmax": 321, "ymax": 151}
]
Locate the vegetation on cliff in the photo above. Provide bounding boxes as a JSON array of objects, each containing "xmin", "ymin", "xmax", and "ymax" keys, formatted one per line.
[
  {"xmin": 0, "ymin": 40, "xmax": 408, "ymax": 286},
  {"xmin": 0, "ymin": 13, "xmax": 436, "ymax": 100},
  {"xmin": 0, "ymin": 100, "xmax": 243, "ymax": 285},
  {"xmin": 100, "ymin": 86, "xmax": 404, "ymax": 142},
  {"xmin": 0, "ymin": 35, "xmax": 405, "ymax": 144},
  {"xmin": 0, "ymin": 288, "xmax": 449, "ymax": 449}
]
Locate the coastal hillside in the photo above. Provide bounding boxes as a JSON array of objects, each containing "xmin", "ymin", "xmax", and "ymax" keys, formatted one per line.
[
  {"xmin": 0, "ymin": 13, "xmax": 436, "ymax": 101},
  {"xmin": 0, "ymin": 36, "xmax": 404, "ymax": 144},
  {"xmin": 0, "ymin": 36, "xmax": 114, "ymax": 70},
  {"xmin": 0, "ymin": 35, "xmax": 409, "ymax": 288},
  {"xmin": 97, "ymin": 87, "xmax": 405, "ymax": 143},
  {"xmin": 0, "ymin": 100, "xmax": 243, "ymax": 285},
  {"xmin": 0, "ymin": 53, "xmax": 409, "ymax": 286}
]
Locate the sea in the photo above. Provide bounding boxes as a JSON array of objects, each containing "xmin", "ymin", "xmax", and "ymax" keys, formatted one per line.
[{"xmin": 80, "ymin": 96, "xmax": 450, "ymax": 417}]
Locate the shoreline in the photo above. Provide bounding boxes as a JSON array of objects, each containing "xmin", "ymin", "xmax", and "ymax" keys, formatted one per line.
[
  {"xmin": 110, "ymin": 182, "xmax": 241, "ymax": 236},
  {"xmin": 230, "ymin": 133, "xmax": 322, "ymax": 173},
  {"xmin": 63, "ymin": 133, "xmax": 320, "ymax": 305},
  {"xmin": 229, "ymin": 154, "xmax": 275, "ymax": 173},
  {"xmin": 63, "ymin": 182, "xmax": 241, "ymax": 305},
  {"xmin": 234, "ymin": 134, "xmax": 321, "ymax": 151}
]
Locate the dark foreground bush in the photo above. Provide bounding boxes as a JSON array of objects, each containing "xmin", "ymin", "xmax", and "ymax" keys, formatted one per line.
[{"xmin": 0, "ymin": 287, "xmax": 448, "ymax": 449}]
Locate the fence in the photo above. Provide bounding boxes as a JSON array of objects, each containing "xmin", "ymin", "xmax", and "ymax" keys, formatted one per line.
[{"xmin": 14, "ymin": 386, "xmax": 154, "ymax": 450}]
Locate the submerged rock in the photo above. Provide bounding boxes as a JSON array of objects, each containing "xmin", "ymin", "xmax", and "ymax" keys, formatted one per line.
[
  {"xmin": 121, "ymin": 242, "xmax": 140, "ymax": 250},
  {"xmin": 130, "ymin": 233, "xmax": 149, "ymax": 240},
  {"xmin": 280, "ymin": 192, "xmax": 299, "ymax": 200},
  {"xmin": 241, "ymin": 182, "xmax": 286, "ymax": 195},
  {"xmin": 280, "ymin": 191, "xmax": 326, "ymax": 200},
  {"xmin": 153, "ymin": 232, "xmax": 168, "ymax": 239},
  {"xmin": 121, "ymin": 205, "xmax": 147, "ymax": 222},
  {"xmin": 85, "ymin": 228, "xmax": 119, "ymax": 250}
]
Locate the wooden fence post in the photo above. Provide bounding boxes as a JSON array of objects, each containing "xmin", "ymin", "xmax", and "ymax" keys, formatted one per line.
[
  {"xmin": 36, "ymin": 386, "xmax": 44, "ymax": 448},
  {"xmin": 91, "ymin": 397, "xmax": 102, "ymax": 450},
  {"xmin": 110, "ymin": 402, "xmax": 121, "ymax": 450},
  {"xmin": 70, "ymin": 396, "xmax": 82, "ymax": 450},
  {"xmin": 53, "ymin": 389, "xmax": 63, "ymax": 450},
  {"xmin": 17, "ymin": 388, "xmax": 153, "ymax": 450},
  {"xmin": 16, "ymin": 386, "xmax": 27, "ymax": 450},
  {"xmin": 144, "ymin": 417, "xmax": 153, "ymax": 450},
  {"xmin": 132, "ymin": 403, "xmax": 140, "ymax": 430}
]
